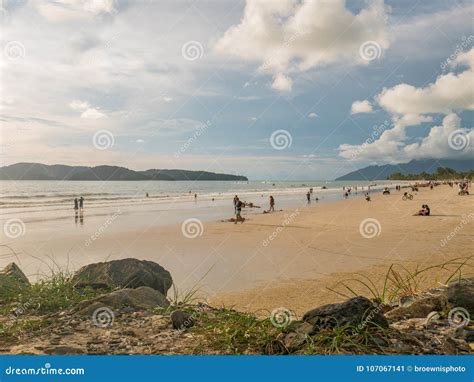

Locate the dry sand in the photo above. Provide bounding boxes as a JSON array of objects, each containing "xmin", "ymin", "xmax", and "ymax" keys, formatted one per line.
[{"xmin": 206, "ymin": 184, "xmax": 473, "ymax": 315}]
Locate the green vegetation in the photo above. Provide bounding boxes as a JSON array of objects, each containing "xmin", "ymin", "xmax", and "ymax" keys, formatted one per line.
[
  {"xmin": 0, "ymin": 271, "xmax": 107, "ymax": 316},
  {"xmin": 329, "ymin": 257, "xmax": 473, "ymax": 304},
  {"xmin": 389, "ymin": 167, "xmax": 473, "ymax": 181}
]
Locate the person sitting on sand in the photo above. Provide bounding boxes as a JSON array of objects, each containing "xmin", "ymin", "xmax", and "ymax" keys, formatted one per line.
[
  {"xmin": 414, "ymin": 204, "xmax": 430, "ymax": 216},
  {"xmin": 365, "ymin": 193, "xmax": 371, "ymax": 202}
]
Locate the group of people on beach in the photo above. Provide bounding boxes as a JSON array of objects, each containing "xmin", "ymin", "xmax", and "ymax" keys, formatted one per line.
[
  {"xmin": 232, "ymin": 195, "xmax": 275, "ymax": 223},
  {"xmin": 73, "ymin": 196, "xmax": 85, "ymax": 224},
  {"xmin": 73, "ymin": 196, "xmax": 84, "ymax": 213}
]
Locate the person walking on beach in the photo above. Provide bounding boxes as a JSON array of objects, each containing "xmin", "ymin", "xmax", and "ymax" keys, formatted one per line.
[
  {"xmin": 74, "ymin": 198, "xmax": 79, "ymax": 213},
  {"xmin": 79, "ymin": 196, "xmax": 84, "ymax": 212},
  {"xmin": 234, "ymin": 197, "xmax": 244, "ymax": 224},
  {"xmin": 269, "ymin": 195, "xmax": 275, "ymax": 212},
  {"xmin": 306, "ymin": 191, "xmax": 311, "ymax": 203}
]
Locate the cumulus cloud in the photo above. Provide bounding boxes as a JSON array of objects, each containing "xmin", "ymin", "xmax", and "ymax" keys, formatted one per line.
[
  {"xmin": 351, "ymin": 100, "xmax": 373, "ymax": 114},
  {"xmin": 215, "ymin": 0, "xmax": 390, "ymax": 91},
  {"xmin": 377, "ymin": 49, "xmax": 474, "ymax": 116},
  {"xmin": 404, "ymin": 114, "xmax": 473, "ymax": 160},
  {"xmin": 340, "ymin": 48, "xmax": 474, "ymax": 162},
  {"xmin": 70, "ymin": 100, "xmax": 107, "ymax": 119}
]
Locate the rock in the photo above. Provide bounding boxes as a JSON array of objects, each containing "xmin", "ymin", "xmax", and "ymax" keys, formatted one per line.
[
  {"xmin": 302, "ymin": 296, "xmax": 388, "ymax": 333},
  {"xmin": 447, "ymin": 277, "xmax": 474, "ymax": 314},
  {"xmin": 440, "ymin": 338, "xmax": 459, "ymax": 355},
  {"xmin": 72, "ymin": 258, "xmax": 173, "ymax": 295},
  {"xmin": 44, "ymin": 346, "xmax": 85, "ymax": 355},
  {"xmin": 0, "ymin": 263, "xmax": 30, "ymax": 295},
  {"xmin": 170, "ymin": 310, "xmax": 195, "ymax": 330},
  {"xmin": 425, "ymin": 311, "xmax": 441, "ymax": 328},
  {"xmin": 74, "ymin": 286, "xmax": 169, "ymax": 316},
  {"xmin": 281, "ymin": 321, "xmax": 313, "ymax": 350},
  {"xmin": 454, "ymin": 325, "xmax": 474, "ymax": 341},
  {"xmin": 385, "ymin": 295, "xmax": 447, "ymax": 321}
]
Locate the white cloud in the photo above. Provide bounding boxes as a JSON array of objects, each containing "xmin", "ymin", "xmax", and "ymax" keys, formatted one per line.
[
  {"xmin": 377, "ymin": 49, "xmax": 474, "ymax": 116},
  {"xmin": 339, "ymin": 48, "xmax": 474, "ymax": 162},
  {"xmin": 215, "ymin": 0, "xmax": 390, "ymax": 92},
  {"xmin": 37, "ymin": 0, "xmax": 115, "ymax": 22},
  {"xmin": 271, "ymin": 73, "xmax": 292, "ymax": 92},
  {"xmin": 351, "ymin": 100, "xmax": 373, "ymax": 114},
  {"xmin": 308, "ymin": 112, "xmax": 318, "ymax": 118},
  {"xmin": 69, "ymin": 100, "xmax": 107, "ymax": 119},
  {"xmin": 404, "ymin": 114, "xmax": 473, "ymax": 160}
]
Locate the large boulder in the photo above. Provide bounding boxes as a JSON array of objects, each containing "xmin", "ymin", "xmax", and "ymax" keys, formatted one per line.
[
  {"xmin": 448, "ymin": 277, "xmax": 474, "ymax": 314},
  {"xmin": 302, "ymin": 296, "xmax": 388, "ymax": 333},
  {"xmin": 74, "ymin": 286, "xmax": 169, "ymax": 316},
  {"xmin": 0, "ymin": 263, "xmax": 30, "ymax": 296},
  {"xmin": 72, "ymin": 258, "xmax": 172, "ymax": 295}
]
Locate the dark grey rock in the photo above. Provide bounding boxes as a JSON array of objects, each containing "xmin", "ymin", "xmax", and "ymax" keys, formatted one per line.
[
  {"xmin": 170, "ymin": 310, "xmax": 195, "ymax": 330},
  {"xmin": 0, "ymin": 262, "xmax": 30, "ymax": 296},
  {"xmin": 74, "ymin": 286, "xmax": 169, "ymax": 316},
  {"xmin": 72, "ymin": 258, "xmax": 172, "ymax": 295},
  {"xmin": 302, "ymin": 296, "xmax": 388, "ymax": 333},
  {"xmin": 448, "ymin": 277, "xmax": 474, "ymax": 314}
]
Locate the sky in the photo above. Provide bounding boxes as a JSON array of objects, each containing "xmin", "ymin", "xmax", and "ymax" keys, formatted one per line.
[{"xmin": 0, "ymin": 0, "xmax": 473, "ymax": 180}]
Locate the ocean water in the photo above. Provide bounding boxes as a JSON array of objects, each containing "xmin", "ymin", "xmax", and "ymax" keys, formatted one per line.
[{"xmin": 0, "ymin": 180, "xmax": 393, "ymax": 224}]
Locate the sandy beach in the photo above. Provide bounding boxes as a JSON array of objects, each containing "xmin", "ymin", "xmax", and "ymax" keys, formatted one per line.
[{"xmin": 2, "ymin": 184, "xmax": 473, "ymax": 316}]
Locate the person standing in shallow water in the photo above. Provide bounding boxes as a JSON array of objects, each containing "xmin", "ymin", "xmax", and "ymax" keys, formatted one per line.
[
  {"xmin": 306, "ymin": 191, "xmax": 311, "ymax": 203},
  {"xmin": 79, "ymin": 196, "xmax": 84, "ymax": 212},
  {"xmin": 74, "ymin": 198, "xmax": 79, "ymax": 213}
]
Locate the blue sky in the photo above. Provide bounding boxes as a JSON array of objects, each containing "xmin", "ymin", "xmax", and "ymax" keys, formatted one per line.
[{"xmin": 1, "ymin": 0, "xmax": 473, "ymax": 180}]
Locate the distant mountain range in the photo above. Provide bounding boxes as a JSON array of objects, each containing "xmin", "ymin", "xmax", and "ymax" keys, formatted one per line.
[
  {"xmin": 0, "ymin": 163, "xmax": 248, "ymax": 181},
  {"xmin": 335, "ymin": 159, "xmax": 473, "ymax": 181}
]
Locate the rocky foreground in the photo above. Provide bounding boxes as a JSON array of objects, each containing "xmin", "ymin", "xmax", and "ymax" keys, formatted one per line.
[{"xmin": 0, "ymin": 259, "xmax": 473, "ymax": 355}]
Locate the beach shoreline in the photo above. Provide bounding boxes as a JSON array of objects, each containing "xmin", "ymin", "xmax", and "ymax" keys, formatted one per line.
[{"xmin": 1, "ymin": 184, "xmax": 472, "ymax": 316}]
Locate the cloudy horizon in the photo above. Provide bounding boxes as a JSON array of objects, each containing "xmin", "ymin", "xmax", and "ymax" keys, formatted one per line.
[{"xmin": 1, "ymin": 0, "xmax": 473, "ymax": 180}]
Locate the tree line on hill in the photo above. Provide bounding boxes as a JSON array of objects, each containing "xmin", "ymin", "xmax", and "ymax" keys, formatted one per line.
[{"xmin": 389, "ymin": 167, "xmax": 473, "ymax": 181}]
